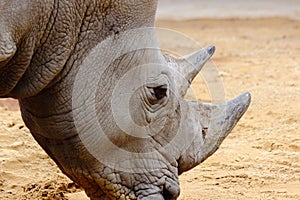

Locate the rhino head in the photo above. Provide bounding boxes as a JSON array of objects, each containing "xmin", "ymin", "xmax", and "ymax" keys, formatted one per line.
[{"xmin": 0, "ymin": 0, "xmax": 250, "ymax": 199}]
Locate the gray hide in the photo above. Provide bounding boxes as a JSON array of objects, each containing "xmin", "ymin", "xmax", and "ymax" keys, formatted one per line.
[{"xmin": 0, "ymin": 1, "xmax": 250, "ymax": 199}]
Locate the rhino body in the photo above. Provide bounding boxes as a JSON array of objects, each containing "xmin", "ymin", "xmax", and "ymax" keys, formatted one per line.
[{"xmin": 0, "ymin": 1, "xmax": 250, "ymax": 199}]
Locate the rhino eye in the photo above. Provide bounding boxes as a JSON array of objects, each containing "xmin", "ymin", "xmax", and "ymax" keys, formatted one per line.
[
  {"xmin": 153, "ymin": 85, "xmax": 167, "ymax": 100},
  {"xmin": 147, "ymin": 84, "xmax": 168, "ymax": 104}
]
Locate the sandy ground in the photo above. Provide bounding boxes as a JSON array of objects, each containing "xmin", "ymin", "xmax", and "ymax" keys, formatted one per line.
[
  {"xmin": 0, "ymin": 18, "xmax": 299, "ymax": 199},
  {"xmin": 157, "ymin": 0, "xmax": 300, "ymax": 20}
]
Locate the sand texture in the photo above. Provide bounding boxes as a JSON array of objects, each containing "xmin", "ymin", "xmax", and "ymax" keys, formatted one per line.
[{"xmin": 0, "ymin": 17, "xmax": 299, "ymax": 199}]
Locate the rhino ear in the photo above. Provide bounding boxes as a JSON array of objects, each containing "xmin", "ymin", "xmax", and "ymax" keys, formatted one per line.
[
  {"xmin": 0, "ymin": 32, "xmax": 16, "ymax": 67},
  {"xmin": 164, "ymin": 45, "xmax": 215, "ymax": 97}
]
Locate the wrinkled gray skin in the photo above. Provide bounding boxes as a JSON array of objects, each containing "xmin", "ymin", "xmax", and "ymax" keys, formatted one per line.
[{"xmin": 0, "ymin": 0, "xmax": 251, "ymax": 199}]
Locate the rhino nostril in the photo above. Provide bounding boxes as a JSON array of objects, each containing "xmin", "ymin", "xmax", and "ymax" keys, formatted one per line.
[
  {"xmin": 163, "ymin": 188, "xmax": 173, "ymax": 200},
  {"xmin": 202, "ymin": 127, "xmax": 208, "ymax": 139},
  {"xmin": 163, "ymin": 178, "xmax": 180, "ymax": 200}
]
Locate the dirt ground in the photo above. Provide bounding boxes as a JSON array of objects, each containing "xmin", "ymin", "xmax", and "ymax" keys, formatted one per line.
[{"xmin": 0, "ymin": 18, "xmax": 299, "ymax": 199}]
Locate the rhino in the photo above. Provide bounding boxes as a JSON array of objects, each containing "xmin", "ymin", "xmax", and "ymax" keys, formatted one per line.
[{"xmin": 0, "ymin": 0, "xmax": 251, "ymax": 199}]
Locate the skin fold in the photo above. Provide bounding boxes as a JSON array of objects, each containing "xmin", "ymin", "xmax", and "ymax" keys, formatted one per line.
[{"xmin": 0, "ymin": 1, "xmax": 251, "ymax": 199}]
